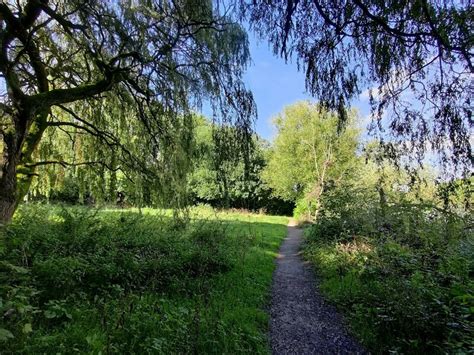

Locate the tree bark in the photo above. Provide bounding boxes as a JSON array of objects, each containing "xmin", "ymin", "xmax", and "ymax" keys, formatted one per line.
[
  {"xmin": 0, "ymin": 109, "xmax": 46, "ymax": 224},
  {"xmin": 0, "ymin": 131, "xmax": 20, "ymax": 225},
  {"xmin": 0, "ymin": 177, "xmax": 18, "ymax": 226}
]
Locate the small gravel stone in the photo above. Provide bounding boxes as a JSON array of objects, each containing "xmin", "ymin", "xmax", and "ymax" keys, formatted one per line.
[{"xmin": 270, "ymin": 225, "xmax": 366, "ymax": 355}]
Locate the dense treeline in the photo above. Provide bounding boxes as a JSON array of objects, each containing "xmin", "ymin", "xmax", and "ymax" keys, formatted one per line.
[
  {"xmin": 26, "ymin": 115, "xmax": 294, "ymax": 215},
  {"xmin": 188, "ymin": 117, "xmax": 294, "ymax": 215}
]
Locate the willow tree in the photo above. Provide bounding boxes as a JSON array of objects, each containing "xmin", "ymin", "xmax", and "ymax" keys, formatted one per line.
[
  {"xmin": 0, "ymin": 0, "xmax": 255, "ymax": 224},
  {"xmin": 29, "ymin": 96, "xmax": 196, "ymax": 208},
  {"xmin": 242, "ymin": 0, "xmax": 472, "ymax": 172}
]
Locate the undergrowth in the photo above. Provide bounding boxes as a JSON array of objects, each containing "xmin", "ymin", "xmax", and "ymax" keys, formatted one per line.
[
  {"xmin": 0, "ymin": 204, "xmax": 287, "ymax": 353},
  {"xmin": 304, "ymin": 203, "xmax": 473, "ymax": 353}
]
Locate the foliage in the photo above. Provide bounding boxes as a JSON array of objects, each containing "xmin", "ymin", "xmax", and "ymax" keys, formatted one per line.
[
  {"xmin": 303, "ymin": 163, "xmax": 473, "ymax": 353},
  {"xmin": 242, "ymin": 0, "xmax": 473, "ymax": 172},
  {"xmin": 28, "ymin": 104, "xmax": 197, "ymax": 208},
  {"xmin": 188, "ymin": 117, "xmax": 294, "ymax": 215},
  {"xmin": 27, "ymin": 115, "xmax": 295, "ymax": 215},
  {"xmin": 262, "ymin": 101, "xmax": 359, "ymax": 220},
  {"xmin": 0, "ymin": 0, "xmax": 255, "ymax": 223},
  {"xmin": 0, "ymin": 204, "xmax": 287, "ymax": 353}
]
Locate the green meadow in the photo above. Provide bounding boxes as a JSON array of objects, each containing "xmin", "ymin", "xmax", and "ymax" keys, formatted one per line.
[{"xmin": 0, "ymin": 205, "xmax": 287, "ymax": 353}]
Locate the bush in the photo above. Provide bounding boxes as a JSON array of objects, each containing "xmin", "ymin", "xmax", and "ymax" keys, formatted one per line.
[{"xmin": 304, "ymin": 202, "xmax": 473, "ymax": 353}]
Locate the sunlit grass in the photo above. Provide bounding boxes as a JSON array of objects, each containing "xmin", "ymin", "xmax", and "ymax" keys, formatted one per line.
[{"xmin": 0, "ymin": 204, "xmax": 288, "ymax": 353}]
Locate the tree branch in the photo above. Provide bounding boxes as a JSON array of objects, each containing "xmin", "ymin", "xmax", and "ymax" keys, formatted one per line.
[
  {"xmin": 24, "ymin": 160, "xmax": 122, "ymax": 171},
  {"xmin": 20, "ymin": 0, "xmax": 44, "ymax": 29},
  {"xmin": 29, "ymin": 70, "xmax": 127, "ymax": 111},
  {"xmin": 39, "ymin": 3, "xmax": 87, "ymax": 34}
]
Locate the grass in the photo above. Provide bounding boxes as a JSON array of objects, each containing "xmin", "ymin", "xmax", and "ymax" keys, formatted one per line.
[{"xmin": 0, "ymin": 204, "xmax": 288, "ymax": 353}]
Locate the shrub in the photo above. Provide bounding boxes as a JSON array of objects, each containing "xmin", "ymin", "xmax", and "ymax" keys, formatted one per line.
[{"xmin": 304, "ymin": 201, "xmax": 473, "ymax": 353}]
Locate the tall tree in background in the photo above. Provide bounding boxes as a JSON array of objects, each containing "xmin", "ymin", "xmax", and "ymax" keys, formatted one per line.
[
  {"xmin": 188, "ymin": 117, "xmax": 294, "ymax": 214},
  {"xmin": 263, "ymin": 101, "xmax": 359, "ymax": 220},
  {"xmin": 0, "ymin": 0, "xmax": 255, "ymax": 224},
  {"xmin": 242, "ymin": 0, "xmax": 472, "ymax": 172}
]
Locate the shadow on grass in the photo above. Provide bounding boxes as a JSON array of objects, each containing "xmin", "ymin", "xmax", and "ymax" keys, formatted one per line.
[{"xmin": 0, "ymin": 204, "xmax": 288, "ymax": 354}]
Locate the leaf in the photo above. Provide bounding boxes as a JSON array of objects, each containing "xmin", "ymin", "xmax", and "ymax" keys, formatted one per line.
[
  {"xmin": 22, "ymin": 323, "xmax": 33, "ymax": 334},
  {"xmin": 0, "ymin": 261, "xmax": 29, "ymax": 274},
  {"xmin": 44, "ymin": 310, "xmax": 57, "ymax": 319},
  {"xmin": 0, "ymin": 328, "xmax": 14, "ymax": 341}
]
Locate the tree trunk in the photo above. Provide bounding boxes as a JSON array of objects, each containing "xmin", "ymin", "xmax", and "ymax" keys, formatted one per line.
[
  {"xmin": 0, "ymin": 183, "xmax": 18, "ymax": 226},
  {"xmin": 313, "ymin": 186, "xmax": 324, "ymax": 221},
  {"xmin": 378, "ymin": 185, "xmax": 387, "ymax": 218},
  {"xmin": 312, "ymin": 156, "xmax": 330, "ymax": 222},
  {"xmin": 0, "ymin": 132, "xmax": 19, "ymax": 225},
  {"xmin": 0, "ymin": 110, "xmax": 45, "ymax": 225}
]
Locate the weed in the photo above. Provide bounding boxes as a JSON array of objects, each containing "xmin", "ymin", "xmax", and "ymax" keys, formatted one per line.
[{"xmin": 0, "ymin": 204, "xmax": 288, "ymax": 353}]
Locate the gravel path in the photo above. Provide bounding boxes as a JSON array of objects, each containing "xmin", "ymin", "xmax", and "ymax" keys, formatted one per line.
[{"xmin": 269, "ymin": 222, "xmax": 366, "ymax": 354}]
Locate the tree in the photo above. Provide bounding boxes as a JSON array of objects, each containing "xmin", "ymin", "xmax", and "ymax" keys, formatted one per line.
[
  {"xmin": 0, "ymin": 0, "xmax": 255, "ymax": 224},
  {"xmin": 262, "ymin": 101, "xmax": 359, "ymax": 220},
  {"xmin": 188, "ymin": 116, "xmax": 294, "ymax": 214},
  {"xmin": 28, "ymin": 97, "xmax": 196, "ymax": 208},
  {"xmin": 242, "ymin": 0, "xmax": 472, "ymax": 172}
]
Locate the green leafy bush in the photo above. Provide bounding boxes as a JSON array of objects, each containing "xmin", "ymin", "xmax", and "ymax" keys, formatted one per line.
[{"xmin": 304, "ymin": 201, "xmax": 473, "ymax": 353}]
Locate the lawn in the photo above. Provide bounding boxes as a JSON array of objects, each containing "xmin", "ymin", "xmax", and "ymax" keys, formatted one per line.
[{"xmin": 0, "ymin": 204, "xmax": 288, "ymax": 353}]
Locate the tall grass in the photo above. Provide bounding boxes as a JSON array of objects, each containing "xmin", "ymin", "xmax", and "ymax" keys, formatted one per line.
[{"xmin": 0, "ymin": 204, "xmax": 287, "ymax": 353}]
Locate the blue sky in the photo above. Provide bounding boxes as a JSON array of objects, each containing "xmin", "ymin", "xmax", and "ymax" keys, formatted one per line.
[
  {"xmin": 238, "ymin": 32, "xmax": 372, "ymax": 141},
  {"xmin": 242, "ymin": 33, "xmax": 311, "ymax": 141}
]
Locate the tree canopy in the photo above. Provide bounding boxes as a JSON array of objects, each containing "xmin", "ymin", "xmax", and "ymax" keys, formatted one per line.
[
  {"xmin": 188, "ymin": 117, "xmax": 294, "ymax": 214},
  {"xmin": 0, "ymin": 0, "xmax": 255, "ymax": 223},
  {"xmin": 242, "ymin": 0, "xmax": 473, "ymax": 172},
  {"xmin": 262, "ymin": 101, "xmax": 359, "ymax": 220}
]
